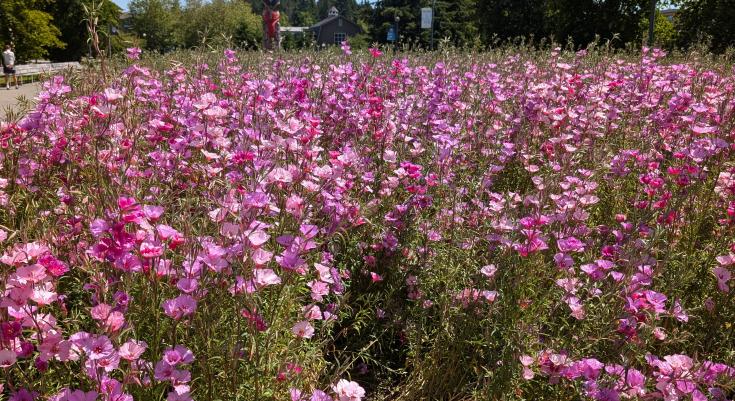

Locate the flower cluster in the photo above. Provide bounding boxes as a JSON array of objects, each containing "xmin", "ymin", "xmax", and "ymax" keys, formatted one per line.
[{"xmin": 1, "ymin": 46, "xmax": 735, "ymax": 400}]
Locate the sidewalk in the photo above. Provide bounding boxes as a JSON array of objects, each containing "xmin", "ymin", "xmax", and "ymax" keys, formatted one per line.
[
  {"xmin": 0, "ymin": 83, "xmax": 42, "ymax": 118},
  {"xmin": 0, "ymin": 62, "xmax": 80, "ymax": 119}
]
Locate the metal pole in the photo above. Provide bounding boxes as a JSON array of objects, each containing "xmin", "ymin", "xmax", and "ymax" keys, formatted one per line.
[
  {"xmin": 394, "ymin": 16, "xmax": 399, "ymax": 53},
  {"xmin": 430, "ymin": 0, "xmax": 435, "ymax": 50},
  {"xmin": 648, "ymin": 0, "xmax": 656, "ymax": 46}
]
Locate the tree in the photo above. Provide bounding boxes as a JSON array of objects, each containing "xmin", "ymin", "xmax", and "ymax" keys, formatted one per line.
[
  {"xmin": 676, "ymin": 0, "xmax": 735, "ymax": 53},
  {"xmin": 293, "ymin": 0, "xmax": 318, "ymax": 27},
  {"xmin": 45, "ymin": 0, "xmax": 121, "ymax": 61},
  {"xmin": 639, "ymin": 9, "xmax": 676, "ymax": 49},
  {"xmin": 0, "ymin": 0, "xmax": 65, "ymax": 62},
  {"xmin": 431, "ymin": 0, "xmax": 479, "ymax": 47},
  {"xmin": 476, "ymin": 0, "xmax": 547, "ymax": 44},
  {"xmin": 544, "ymin": 0, "xmax": 648, "ymax": 47},
  {"xmin": 129, "ymin": 0, "xmax": 182, "ymax": 52},
  {"xmin": 180, "ymin": 0, "xmax": 262, "ymax": 48},
  {"xmin": 369, "ymin": 0, "xmax": 422, "ymax": 45}
]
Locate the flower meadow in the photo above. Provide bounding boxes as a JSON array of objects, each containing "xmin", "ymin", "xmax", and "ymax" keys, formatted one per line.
[{"xmin": 1, "ymin": 45, "xmax": 735, "ymax": 401}]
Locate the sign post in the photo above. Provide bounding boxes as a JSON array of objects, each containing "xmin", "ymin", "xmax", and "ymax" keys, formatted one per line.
[
  {"xmin": 422, "ymin": 0, "xmax": 436, "ymax": 50},
  {"xmin": 421, "ymin": 6, "xmax": 433, "ymax": 50},
  {"xmin": 421, "ymin": 7, "xmax": 432, "ymax": 29},
  {"xmin": 387, "ymin": 27, "xmax": 396, "ymax": 42}
]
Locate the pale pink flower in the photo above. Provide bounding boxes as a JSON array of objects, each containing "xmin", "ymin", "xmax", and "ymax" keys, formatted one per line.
[
  {"xmin": 292, "ymin": 321, "xmax": 315, "ymax": 339},
  {"xmin": 119, "ymin": 340, "xmax": 147, "ymax": 361},
  {"xmin": 332, "ymin": 379, "xmax": 365, "ymax": 401},
  {"xmin": 253, "ymin": 269, "xmax": 281, "ymax": 288},
  {"xmin": 247, "ymin": 230, "xmax": 270, "ymax": 247}
]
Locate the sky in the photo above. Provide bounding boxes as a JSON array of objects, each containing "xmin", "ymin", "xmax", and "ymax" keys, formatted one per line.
[{"xmin": 112, "ymin": 0, "xmax": 128, "ymax": 10}]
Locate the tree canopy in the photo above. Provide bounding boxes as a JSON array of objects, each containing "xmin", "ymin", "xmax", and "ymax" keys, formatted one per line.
[
  {"xmin": 3, "ymin": 0, "xmax": 735, "ymax": 62},
  {"xmin": 0, "ymin": 0, "xmax": 65, "ymax": 62}
]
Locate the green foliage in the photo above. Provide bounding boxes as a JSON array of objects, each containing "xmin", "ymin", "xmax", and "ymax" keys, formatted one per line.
[
  {"xmin": 368, "ymin": 0, "xmax": 421, "ymax": 46},
  {"xmin": 293, "ymin": 0, "xmax": 319, "ymax": 26},
  {"xmin": 0, "ymin": 0, "xmax": 65, "ymax": 62},
  {"xmin": 129, "ymin": 0, "xmax": 182, "ymax": 52},
  {"xmin": 544, "ymin": 0, "xmax": 649, "ymax": 46},
  {"xmin": 45, "ymin": 0, "xmax": 121, "ymax": 61},
  {"xmin": 181, "ymin": 0, "xmax": 262, "ymax": 49},
  {"xmin": 476, "ymin": 0, "xmax": 547, "ymax": 44},
  {"xmin": 640, "ymin": 10, "xmax": 677, "ymax": 49},
  {"xmin": 676, "ymin": 0, "xmax": 735, "ymax": 53},
  {"xmin": 431, "ymin": 0, "xmax": 479, "ymax": 47}
]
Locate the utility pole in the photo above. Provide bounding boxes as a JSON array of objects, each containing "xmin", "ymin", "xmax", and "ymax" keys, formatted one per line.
[{"xmin": 648, "ymin": 0, "xmax": 656, "ymax": 46}]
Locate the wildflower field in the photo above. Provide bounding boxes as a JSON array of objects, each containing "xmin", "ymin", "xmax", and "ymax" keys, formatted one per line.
[{"xmin": 1, "ymin": 45, "xmax": 735, "ymax": 401}]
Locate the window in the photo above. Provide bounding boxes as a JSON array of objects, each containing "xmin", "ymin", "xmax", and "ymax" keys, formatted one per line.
[{"xmin": 334, "ymin": 32, "xmax": 346, "ymax": 45}]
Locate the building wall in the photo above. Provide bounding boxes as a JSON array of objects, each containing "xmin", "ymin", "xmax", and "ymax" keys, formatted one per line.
[{"xmin": 314, "ymin": 18, "xmax": 361, "ymax": 45}]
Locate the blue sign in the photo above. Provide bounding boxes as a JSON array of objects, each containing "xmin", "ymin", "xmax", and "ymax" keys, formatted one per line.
[{"xmin": 387, "ymin": 27, "xmax": 396, "ymax": 42}]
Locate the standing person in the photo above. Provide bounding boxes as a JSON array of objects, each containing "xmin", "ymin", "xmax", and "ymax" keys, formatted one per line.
[{"xmin": 2, "ymin": 45, "xmax": 19, "ymax": 90}]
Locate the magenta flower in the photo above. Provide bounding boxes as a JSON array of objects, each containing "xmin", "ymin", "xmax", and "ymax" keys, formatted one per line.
[
  {"xmin": 0, "ymin": 349, "xmax": 17, "ymax": 367},
  {"xmin": 162, "ymin": 295, "xmax": 197, "ymax": 320},
  {"xmin": 369, "ymin": 48, "xmax": 382, "ymax": 58}
]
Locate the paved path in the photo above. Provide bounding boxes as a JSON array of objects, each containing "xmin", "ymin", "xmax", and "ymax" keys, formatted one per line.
[
  {"xmin": 0, "ymin": 62, "xmax": 80, "ymax": 120},
  {"xmin": 0, "ymin": 83, "xmax": 41, "ymax": 119}
]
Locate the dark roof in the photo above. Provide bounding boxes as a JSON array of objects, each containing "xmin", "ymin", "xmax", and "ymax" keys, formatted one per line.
[
  {"xmin": 310, "ymin": 16, "xmax": 339, "ymax": 29},
  {"xmin": 309, "ymin": 16, "xmax": 363, "ymax": 32}
]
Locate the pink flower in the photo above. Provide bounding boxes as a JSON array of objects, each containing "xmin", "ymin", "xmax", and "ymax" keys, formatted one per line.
[
  {"xmin": 140, "ymin": 240, "xmax": 164, "ymax": 259},
  {"xmin": 251, "ymin": 248, "xmax": 274, "ymax": 266},
  {"xmin": 119, "ymin": 340, "xmax": 147, "ymax": 361},
  {"xmin": 369, "ymin": 48, "xmax": 382, "ymax": 58},
  {"xmin": 332, "ymin": 379, "xmax": 365, "ymax": 401},
  {"xmin": 480, "ymin": 264, "xmax": 497, "ymax": 278},
  {"xmin": 126, "ymin": 47, "xmax": 141, "ymax": 60},
  {"xmin": 0, "ymin": 349, "xmax": 17, "ymax": 367},
  {"xmin": 341, "ymin": 41, "xmax": 352, "ymax": 55},
  {"xmin": 713, "ymin": 267, "xmax": 731, "ymax": 292},
  {"xmin": 292, "ymin": 321, "xmax": 315, "ymax": 339},
  {"xmin": 163, "ymin": 345, "xmax": 194, "ymax": 366},
  {"xmin": 91, "ymin": 303, "xmax": 112, "ymax": 320},
  {"xmin": 269, "ymin": 167, "xmax": 293, "ymax": 184},
  {"xmin": 15, "ymin": 264, "xmax": 47, "ymax": 284},
  {"xmin": 307, "ymin": 280, "xmax": 330, "ymax": 301},
  {"xmin": 253, "ymin": 268, "xmax": 282, "ymax": 288},
  {"xmin": 247, "ymin": 230, "xmax": 270, "ymax": 247},
  {"xmin": 162, "ymin": 295, "xmax": 197, "ymax": 320},
  {"xmin": 68, "ymin": 390, "xmax": 98, "ymax": 401},
  {"xmin": 85, "ymin": 336, "xmax": 114, "ymax": 360},
  {"xmin": 143, "ymin": 205, "xmax": 165, "ymax": 221}
]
